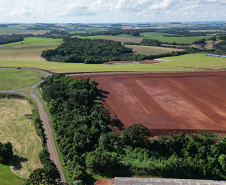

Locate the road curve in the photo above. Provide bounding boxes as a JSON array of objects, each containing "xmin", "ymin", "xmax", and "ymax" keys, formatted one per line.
[{"xmin": 0, "ymin": 67, "xmax": 66, "ymax": 185}]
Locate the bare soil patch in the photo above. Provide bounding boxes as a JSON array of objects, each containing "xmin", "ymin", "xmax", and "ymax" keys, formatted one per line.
[
  {"xmin": 97, "ymin": 36, "xmax": 142, "ymax": 44},
  {"xmin": 125, "ymin": 45, "xmax": 183, "ymax": 55},
  {"xmin": 94, "ymin": 178, "xmax": 115, "ymax": 185},
  {"xmin": 73, "ymin": 72, "xmax": 226, "ymax": 136}
]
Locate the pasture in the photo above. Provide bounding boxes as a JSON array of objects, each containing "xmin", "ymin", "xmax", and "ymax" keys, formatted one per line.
[
  {"xmin": 159, "ymin": 53, "xmax": 226, "ymax": 69},
  {"xmin": 154, "ymin": 36, "xmax": 212, "ymax": 44},
  {"xmin": 0, "ymin": 164, "xmax": 27, "ymax": 185},
  {"xmin": 0, "ymin": 69, "xmax": 44, "ymax": 91},
  {"xmin": 125, "ymin": 45, "xmax": 183, "ymax": 55},
  {"xmin": 0, "ymin": 98, "xmax": 42, "ymax": 178}
]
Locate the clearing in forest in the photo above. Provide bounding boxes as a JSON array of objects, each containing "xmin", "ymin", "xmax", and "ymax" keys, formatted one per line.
[{"xmin": 0, "ymin": 98, "xmax": 42, "ymax": 178}]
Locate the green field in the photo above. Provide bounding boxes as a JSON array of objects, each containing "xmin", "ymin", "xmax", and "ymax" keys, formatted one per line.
[
  {"xmin": 141, "ymin": 32, "xmax": 175, "ymax": 38},
  {"xmin": 116, "ymin": 34, "xmax": 142, "ymax": 38},
  {"xmin": 72, "ymin": 35, "xmax": 110, "ymax": 39},
  {"xmin": 0, "ymin": 69, "xmax": 44, "ymax": 91},
  {"xmin": 154, "ymin": 36, "xmax": 212, "ymax": 44},
  {"xmin": 116, "ymin": 32, "xmax": 175, "ymax": 39},
  {"xmin": 0, "ymin": 164, "xmax": 27, "ymax": 185},
  {"xmin": 159, "ymin": 53, "xmax": 226, "ymax": 69}
]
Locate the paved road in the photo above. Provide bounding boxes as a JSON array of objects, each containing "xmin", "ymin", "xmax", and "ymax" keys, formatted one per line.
[{"xmin": 0, "ymin": 67, "xmax": 66, "ymax": 184}]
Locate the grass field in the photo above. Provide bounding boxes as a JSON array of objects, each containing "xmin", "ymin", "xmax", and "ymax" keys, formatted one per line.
[
  {"xmin": 140, "ymin": 32, "xmax": 175, "ymax": 38},
  {"xmin": 154, "ymin": 36, "xmax": 212, "ymax": 44},
  {"xmin": 0, "ymin": 98, "xmax": 42, "ymax": 178},
  {"xmin": 158, "ymin": 53, "xmax": 226, "ymax": 69},
  {"xmin": 0, "ymin": 164, "xmax": 27, "ymax": 185},
  {"xmin": 125, "ymin": 45, "xmax": 183, "ymax": 55},
  {"xmin": 97, "ymin": 36, "xmax": 142, "ymax": 43},
  {"xmin": 0, "ymin": 69, "xmax": 44, "ymax": 91}
]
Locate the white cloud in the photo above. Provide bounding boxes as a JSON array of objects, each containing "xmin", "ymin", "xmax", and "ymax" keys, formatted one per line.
[
  {"xmin": 58, "ymin": 2, "xmax": 96, "ymax": 16},
  {"xmin": 149, "ymin": 0, "xmax": 178, "ymax": 10}
]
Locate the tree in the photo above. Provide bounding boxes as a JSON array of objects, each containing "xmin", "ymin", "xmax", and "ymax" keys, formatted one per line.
[
  {"xmin": 72, "ymin": 163, "xmax": 86, "ymax": 181},
  {"xmin": 121, "ymin": 124, "xmax": 153, "ymax": 147},
  {"xmin": 28, "ymin": 168, "xmax": 43, "ymax": 185}
]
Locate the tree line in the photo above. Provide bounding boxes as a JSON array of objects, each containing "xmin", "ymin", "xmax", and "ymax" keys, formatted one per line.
[
  {"xmin": 0, "ymin": 35, "xmax": 24, "ymax": 45},
  {"xmin": 39, "ymin": 74, "xmax": 226, "ymax": 184}
]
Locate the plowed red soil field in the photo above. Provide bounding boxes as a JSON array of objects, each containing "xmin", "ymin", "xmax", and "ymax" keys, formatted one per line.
[{"xmin": 72, "ymin": 72, "xmax": 226, "ymax": 136}]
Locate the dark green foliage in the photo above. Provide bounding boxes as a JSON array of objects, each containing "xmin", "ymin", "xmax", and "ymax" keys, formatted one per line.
[
  {"xmin": 140, "ymin": 39, "xmax": 162, "ymax": 46},
  {"xmin": 0, "ymin": 141, "xmax": 13, "ymax": 163},
  {"xmin": 28, "ymin": 166, "xmax": 60, "ymax": 185},
  {"xmin": 0, "ymin": 34, "xmax": 24, "ymax": 45},
  {"xmin": 41, "ymin": 37, "xmax": 135, "ymax": 63},
  {"xmin": 218, "ymin": 35, "xmax": 226, "ymax": 40},
  {"xmin": 121, "ymin": 124, "xmax": 153, "ymax": 147},
  {"xmin": 72, "ymin": 164, "xmax": 86, "ymax": 181},
  {"xmin": 39, "ymin": 74, "xmax": 110, "ymax": 183},
  {"xmin": 193, "ymin": 38, "xmax": 206, "ymax": 45},
  {"xmin": 213, "ymin": 41, "xmax": 226, "ymax": 54},
  {"xmin": 39, "ymin": 148, "xmax": 51, "ymax": 168}
]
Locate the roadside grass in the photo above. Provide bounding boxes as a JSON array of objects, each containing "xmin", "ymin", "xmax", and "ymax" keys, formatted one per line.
[
  {"xmin": 0, "ymin": 98, "xmax": 43, "ymax": 178},
  {"xmin": 0, "ymin": 60, "xmax": 189, "ymax": 73},
  {"xmin": 0, "ymin": 69, "xmax": 44, "ymax": 91},
  {"xmin": 0, "ymin": 163, "xmax": 27, "ymax": 185},
  {"xmin": 18, "ymin": 88, "xmax": 31, "ymax": 95},
  {"xmin": 125, "ymin": 45, "xmax": 183, "ymax": 55},
  {"xmin": 34, "ymin": 87, "xmax": 71, "ymax": 184},
  {"xmin": 154, "ymin": 36, "xmax": 212, "ymax": 44},
  {"xmin": 158, "ymin": 53, "xmax": 226, "ymax": 69}
]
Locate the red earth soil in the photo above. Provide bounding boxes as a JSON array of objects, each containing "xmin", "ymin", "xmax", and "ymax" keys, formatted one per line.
[
  {"xmin": 72, "ymin": 71, "xmax": 226, "ymax": 136},
  {"xmin": 94, "ymin": 178, "xmax": 115, "ymax": 185}
]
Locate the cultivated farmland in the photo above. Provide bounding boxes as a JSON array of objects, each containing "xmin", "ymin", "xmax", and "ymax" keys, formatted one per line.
[
  {"xmin": 73, "ymin": 72, "xmax": 226, "ymax": 136},
  {"xmin": 125, "ymin": 45, "xmax": 183, "ymax": 55},
  {"xmin": 0, "ymin": 98, "xmax": 42, "ymax": 178}
]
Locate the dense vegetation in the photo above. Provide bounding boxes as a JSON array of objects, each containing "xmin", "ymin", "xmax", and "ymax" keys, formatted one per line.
[
  {"xmin": 41, "ymin": 37, "xmax": 187, "ymax": 64},
  {"xmin": 0, "ymin": 142, "xmax": 13, "ymax": 164},
  {"xmin": 0, "ymin": 35, "xmax": 24, "ymax": 45},
  {"xmin": 213, "ymin": 41, "xmax": 226, "ymax": 54},
  {"xmin": 39, "ymin": 74, "xmax": 226, "ymax": 184}
]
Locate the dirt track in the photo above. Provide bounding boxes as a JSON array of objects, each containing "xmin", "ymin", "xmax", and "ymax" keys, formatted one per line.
[{"xmin": 72, "ymin": 71, "xmax": 226, "ymax": 136}]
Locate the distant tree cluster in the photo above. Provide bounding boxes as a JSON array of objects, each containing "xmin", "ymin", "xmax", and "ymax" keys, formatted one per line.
[
  {"xmin": 219, "ymin": 35, "xmax": 226, "ymax": 40},
  {"xmin": 0, "ymin": 24, "xmax": 7, "ymax": 28},
  {"xmin": 41, "ymin": 37, "xmax": 188, "ymax": 64},
  {"xmin": 0, "ymin": 35, "xmax": 24, "ymax": 45},
  {"xmin": 213, "ymin": 41, "xmax": 226, "ymax": 54}
]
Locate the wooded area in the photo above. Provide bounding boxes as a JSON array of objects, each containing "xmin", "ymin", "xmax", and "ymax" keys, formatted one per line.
[
  {"xmin": 41, "ymin": 37, "xmax": 187, "ymax": 64},
  {"xmin": 0, "ymin": 35, "xmax": 24, "ymax": 45},
  {"xmin": 39, "ymin": 74, "xmax": 226, "ymax": 184}
]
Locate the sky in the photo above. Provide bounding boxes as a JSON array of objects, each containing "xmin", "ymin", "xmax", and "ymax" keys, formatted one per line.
[{"xmin": 0, "ymin": 0, "xmax": 226, "ymax": 23}]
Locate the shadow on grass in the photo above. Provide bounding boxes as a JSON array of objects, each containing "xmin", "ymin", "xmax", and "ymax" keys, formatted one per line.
[{"xmin": 9, "ymin": 155, "xmax": 28, "ymax": 171}]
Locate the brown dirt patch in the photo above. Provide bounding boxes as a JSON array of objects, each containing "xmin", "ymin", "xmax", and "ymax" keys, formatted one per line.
[
  {"xmin": 97, "ymin": 36, "xmax": 142, "ymax": 44},
  {"xmin": 72, "ymin": 72, "xmax": 226, "ymax": 136},
  {"xmin": 94, "ymin": 178, "xmax": 115, "ymax": 185},
  {"xmin": 125, "ymin": 45, "xmax": 183, "ymax": 55}
]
